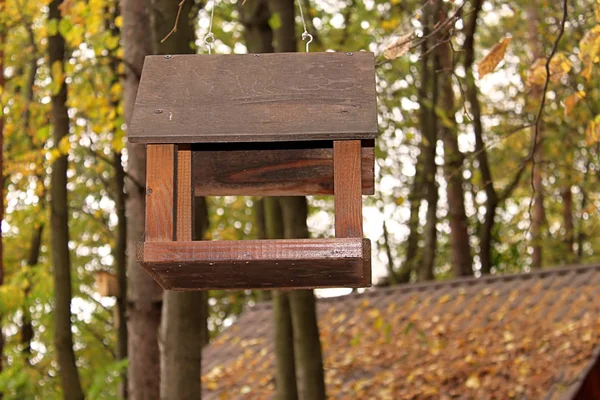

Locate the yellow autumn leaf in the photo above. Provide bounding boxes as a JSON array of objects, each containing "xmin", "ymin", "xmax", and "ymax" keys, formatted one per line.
[
  {"xmin": 477, "ymin": 36, "xmax": 512, "ymax": 78},
  {"xmin": 563, "ymin": 91, "xmax": 585, "ymax": 117},
  {"xmin": 527, "ymin": 58, "xmax": 547, "ymax": 86},
  {"xmin": 383, "ymin": 30, "xmax": 414, "ymax": 60},
  {"xmin": 579, "ymin": 25, "xmax": 600, "ymax": 81},
  {"xmin": 586, "ymin": 119, "xmax": 600, "ymax": 146},
  {"xmin": 548, "ymin": 52, "xmax": 572, "ymax": 83},
  {"xmin": 465, "ymin": 374, "xmax": 481, "ymax": 389},
  {"xmin": 596, "ymin": 0, "xmax": 600, "ymax": 22},
  {"xmin": 58, "ymin": 136, "xmax": 71, "ymax": 155},
  {"xmin": 51, "ymin": 60, "xmax": 64, "ymax": 86},
  {"xmin": 115, "ymin": 15, "xmax": 123, "ymax": 28}
]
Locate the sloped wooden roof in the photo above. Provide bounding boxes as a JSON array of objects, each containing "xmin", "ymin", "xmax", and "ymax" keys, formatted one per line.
[
  {"xmin": 129, "ymin": 52, "xmax": 377, "ymax": 144},
  {"xmin": 201, "ymin": 264, "xmax": 600, "ymax": 399}
]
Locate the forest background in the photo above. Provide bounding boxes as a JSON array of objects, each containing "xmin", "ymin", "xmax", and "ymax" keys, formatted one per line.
[{"xmin": 0, "ymin": 0, "xmax": 598, "ymax": 398}]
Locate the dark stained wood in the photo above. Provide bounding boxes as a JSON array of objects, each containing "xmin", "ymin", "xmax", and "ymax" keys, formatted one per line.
[
  {"xmin": 334, "ymin": 140, "xmax": 363, "ymax": 238},
  {"xmin": 176, "ymin": 144, "xmax": 193, "ymax": 241},
  {"xmin": 192, "ymin": 142, "xmax": 375, "ymax": 196},
  {"xmin": 129, "ymin": 52, "xmax": 377, "ymax": 143},
  {"xmin": 145, "ymin": 144, "xmax": 175, "ymax": 241},
  {"xmin": 137, "ymin": 238, "xmax": 371, "ymax": 290}
]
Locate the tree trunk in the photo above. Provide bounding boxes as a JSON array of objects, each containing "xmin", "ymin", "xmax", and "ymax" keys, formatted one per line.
[
  {"xmin": 418, "ymin": 0, "xmax": 439, "ymax": 281},
  {"xmin": 562, "ymin": 187, "xmax": 574, "ymax": 261},
  {"xmin": 438, "ymin": 6, "xmax": 473, "ymax": 277},
  {"xmin": 22, "ymin": 224, "xmax": 44, "ymax": 360},
  {"xmin": 121, "ymin": 0, "xmax": 162, "ymax": 397},
  {"xmin": 104, "ymin": 3, "xmax": 129, "ymax": 395},
  {"xmin": 270, "ymin": 1, "xmax": 326, "ymax": 397},
  {"xmin": 463, "ymin": 0, "xmax": 497, "ymax": 274},
  {"xmin": 239, "ymin": 0, "xmax": 273, "ymax": 53},
  {"xmin": 280, "ymin": 197, "xmax": 327, "ymax": 400},
  {"xmin": 19, "ymin": 26, "xmax": 40, "ymax": 363},
  {"xmin": 240, "ymin": 4, "xmax": 298, "ymax": 397},
  {"xmin": 253, "ymin": 199, "xmax": 272, "ymax": 302},
  {"xmin": 264, "ymin": 197, "xmax": 298, "ymax": 400},
  {"xmin": 528, "ymin": 3, "xmax": 546, "ymax": 269},
  {"xmin": 48, "ymin": 0, "xmax": 85, "ymax": 398},
  {"xmin": 149, "ymin": 2, "xmax": 208, "ymax": 399},
  {"xmin": 0, "ymin": 7, "xmax": 6, "ymax": 379}
]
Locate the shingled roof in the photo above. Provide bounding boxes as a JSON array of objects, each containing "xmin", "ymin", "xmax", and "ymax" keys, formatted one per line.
[{"xmin": 201, "ymin": 264, "xmax": 600, "ymax": 399}]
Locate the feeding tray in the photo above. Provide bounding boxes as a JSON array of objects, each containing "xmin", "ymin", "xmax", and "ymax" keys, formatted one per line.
[{"xmin": 129, "ymin": 52, "xmax": 377, "ymax": 290}]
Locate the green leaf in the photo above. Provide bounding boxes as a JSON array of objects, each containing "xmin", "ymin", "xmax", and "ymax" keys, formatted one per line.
[
  {"xmin": 48, "ymin": 19, "xmax": 59, "ymax": 36},
  {"xmin": 269, "ymin": 13, "xmax": 281, "ymax": 30},
  {"xmin": 58, "ymin": 18, "xmax": 73, "ymax": 39}
]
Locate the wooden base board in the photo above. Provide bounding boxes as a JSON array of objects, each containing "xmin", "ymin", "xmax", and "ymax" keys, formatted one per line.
[{"xmin": 137, "ymin": 238, "xmax": 372, "ymax": 290}]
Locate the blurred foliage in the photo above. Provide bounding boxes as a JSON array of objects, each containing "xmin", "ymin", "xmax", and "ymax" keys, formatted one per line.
[{"xmin": 0, "ymin": 0, "xmax": 598, "ymax": 397}]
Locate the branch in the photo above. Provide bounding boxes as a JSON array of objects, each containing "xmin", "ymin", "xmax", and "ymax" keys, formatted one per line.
[
  {"xmin": 527, "ymin": 0, "xmax": 568, "ymax": 218},
  {"xmin": 161, "ymin": 0, "xmax": 186, "ymax": 43}
]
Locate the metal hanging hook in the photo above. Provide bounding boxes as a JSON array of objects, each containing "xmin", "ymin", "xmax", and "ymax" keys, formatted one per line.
[
  {"xmin": 204, "ymin": 32, "xmax": 215, "ymax": 54},
  {"xmin": 204, "ymin": 0, "xmax": 217, "ymax": 54},
  {"xmin": 301, "ymin": 32, "xmax": 313, "ymax": 53}
]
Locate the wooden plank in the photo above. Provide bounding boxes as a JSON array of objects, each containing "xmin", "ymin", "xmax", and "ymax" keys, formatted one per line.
[
  {"xmin": 138, "ymin": 238, "xmax": 371, "ymax": 290},
  {"xmin": 129, "ymin": 52, "xmax": 377, "ymax": 143},
  {"xmin": 334, "ymin": 140, "xmax": 363, "ymax": 238},
  {"xmin": 176, "ymin": 144, "xmax": 193, "ymax": 241},
  {"xmin": 192, "ymin": 143, "xmax": 375, "ymax": 196},
  {"xmin": 145, "ymin": 144, "xmax": 175, "ymax": 241}
]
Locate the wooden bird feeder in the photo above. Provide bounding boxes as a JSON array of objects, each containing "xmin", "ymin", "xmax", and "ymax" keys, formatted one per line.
[{"xmin": 129, "ymin": 52, "xmax": 377, "ymax": 290}]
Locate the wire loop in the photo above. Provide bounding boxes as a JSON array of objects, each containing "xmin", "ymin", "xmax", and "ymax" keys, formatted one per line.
[{"xmin": 301, "ymin": 32, "xmax": 313, "ymax": 52}]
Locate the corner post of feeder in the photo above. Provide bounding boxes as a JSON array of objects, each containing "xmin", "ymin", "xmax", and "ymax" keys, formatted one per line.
[
  {"xmin": 333, "ymin": 140, "xmax": 363, "ymax": 238},
  {"xmin": 175, "ymin": 144, "xmax": 193, "ymax": 241},
  {"xmin": 145, "ymin": 144, "xmax": 176, "ymax": 242}
]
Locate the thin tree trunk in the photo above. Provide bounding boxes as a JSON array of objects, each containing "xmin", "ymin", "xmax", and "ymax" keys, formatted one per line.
[
  {"xmin": 463, "ymin": 0, "xmax": 497, "ymax": 274},
  {"xmin": 264, "ymin": 197, "xmax": 298, "ymax": 400},
  {"xmin": 113, "ymin": 150, "xmax": 128, "ymax": 395},
  {"xmin": 104, "ymin": 3, "xmax": 129, "ymax": 395},
  {"xmin": 149, "ymin": 2, "xmax": 208, "ymax": 399},
  {"xmin": 239, "ymin": 0, "xmax": 273, "ymax": 53},
  {"xmin": 280, "ymin": 197, "xmax": 326, "ymax": 400},
  {"xmin": 121, "ymin": 0, "xmax": 162, "ymax": 397},
  {"xmin": 528, "ymin": 3, "xmax": 546, "ymax": 269},
  {"xmin": 240, "ymin": 3, "xmax": 298, "ymax": 397},
  {"xmin": 0, "ymin": 5, "xmax": 6, "ymax": 380},
  {"xmin": 562, "ymin": 187, "xmax": 574, "ymax": 261},
  {"xmin": 270, "ymin": 1, "xmax": 326, "ymax": 397},
  {"xmin": 48, "ymin": 0, "xmax": 85, "ymax": 398},
  {"xmin": 19, "ymin": 27, "xmax": 40, "ymax": 363},
  {"xmin": 22, "ymin": 224, "xmax": 43, "ymax": 360},
  {"xmin": 382, "ymin": 220, "xmax": 398, "ymax": 284},
  {"xmin": 438, "ymin": 6, "xmax": 473, "ymax": 277},
  {"xmin": 194, "ymin": 196, "xmax": 209, "ymax": 347},
  {"xmin": 418, "ymin": 0, "xmax": 439, "ymax": 282},
  {"xmin": 397, "ymin": 155, "xmax": 423, "ymax": 283},
  {"xmin": 253, "ymin": 199, "xmax": 272, "ymax": 302}
]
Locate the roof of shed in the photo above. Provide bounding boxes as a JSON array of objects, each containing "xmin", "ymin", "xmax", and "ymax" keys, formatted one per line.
[
  {"xmin": 129, "ymin": 52, "xmax": 378, "ymax": 144},
  {"xmin": 201, "ymin": 264, "xmax": 600, "ymax": 399}
]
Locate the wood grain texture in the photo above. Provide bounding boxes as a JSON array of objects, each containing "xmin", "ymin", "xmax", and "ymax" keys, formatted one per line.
[
  {"xmin": 192, "ymin": 142, "xmax": 375, "ymax": 196},
  {"xmin": 145, "ymin": 144, "xmax": 175, "ymax": 241},
  {"xmin": 128, "ymin": 52, "xmax": 377, "ymax": 143},
  {"xmin": 137, "ymin": 238, "xmax": 371, "ymax": 290},
  {"xmin": 334, "ymin": 140, "xmax": 363, "ymax": 238},
  {"xmin": 176, "ymin": 144, "xmax": 193, "ymax": 241}
]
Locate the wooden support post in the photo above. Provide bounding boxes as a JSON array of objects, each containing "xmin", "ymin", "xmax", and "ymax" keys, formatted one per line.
[
  {"xmin": 145, "ymin": 144, "xmax": 175, "ymax": 241},
  {"xmin": 334, "ymin": 140, "xmax": 363, "ymax": 238},
  {"xmin": 176, "ymin": 144, "xmax": 193, "ymax": 241}
]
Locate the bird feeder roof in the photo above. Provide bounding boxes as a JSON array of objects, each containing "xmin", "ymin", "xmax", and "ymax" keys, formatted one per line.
[{"xmin": 128, "ymin": 52, "xmax": 378, "ymax": 144}]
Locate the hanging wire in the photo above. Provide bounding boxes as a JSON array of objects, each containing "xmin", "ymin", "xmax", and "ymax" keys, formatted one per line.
[
  {"xmin": 204, "ymin": 0, "xmax": 217, "ymax": 54},
  {"xmin": 204, "ymin": 0, "xmax": 314, "ymax": 54},
  {"xmin": 296, "ymin": 0, "xmax": 313, "ymax": 52}
]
